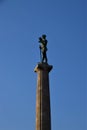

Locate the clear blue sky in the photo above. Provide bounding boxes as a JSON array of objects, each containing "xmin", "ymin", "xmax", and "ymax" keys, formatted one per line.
[{"xmin": 0, "ymin": 0, "xmax": 86, "ymax": 130}]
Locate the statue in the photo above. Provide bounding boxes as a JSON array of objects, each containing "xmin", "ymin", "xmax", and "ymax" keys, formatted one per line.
[{"xmin": 39, "ymin": 35, "xmax": 48, "ymax": 63}]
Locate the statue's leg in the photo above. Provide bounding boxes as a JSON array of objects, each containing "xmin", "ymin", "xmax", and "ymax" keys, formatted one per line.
[
  {"xmin": 44, "ymin": 52, "xmax": 47, "ymax": 63},
  {"xmin": 42, "ymin": 54, "xmax": 44, "ymax": 62},
  {"xmin": 45, "ymin": 56, "xmax": 48, "ymax": 63}
]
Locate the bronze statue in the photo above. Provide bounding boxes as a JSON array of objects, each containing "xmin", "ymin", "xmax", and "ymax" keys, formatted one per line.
[{"xmin": 39, "ymin": 35, "xmax": 48, "ymax": 63}]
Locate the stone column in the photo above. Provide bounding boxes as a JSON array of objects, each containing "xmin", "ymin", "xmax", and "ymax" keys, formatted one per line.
[{"xmin": 34, "ymin": 63, "xmax": 53, "ymax": 130}]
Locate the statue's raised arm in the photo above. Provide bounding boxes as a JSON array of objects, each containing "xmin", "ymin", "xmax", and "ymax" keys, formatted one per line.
[{"xmin": 39, "ymin": 34, "xmax": 48, "ymax": 63}]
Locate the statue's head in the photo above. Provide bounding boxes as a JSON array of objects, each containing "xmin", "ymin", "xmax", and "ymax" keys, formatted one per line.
[
  {"xmin": 42, "ymin": 34, "xmax": 46, "ymax": 39},
  {"xmin": 38, "ymin": 34, "xmax": 48, "ymax": 44}
]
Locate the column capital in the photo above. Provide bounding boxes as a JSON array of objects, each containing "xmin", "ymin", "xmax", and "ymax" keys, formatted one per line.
[{"xmin": 34, "ymin": 63, "xmax": 53, "ymax": 73}]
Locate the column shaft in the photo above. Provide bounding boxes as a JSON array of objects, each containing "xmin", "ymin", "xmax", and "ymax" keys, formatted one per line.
[{"xmin": 35, "ymin": 63, "xmax": 52, "ymax": 130}]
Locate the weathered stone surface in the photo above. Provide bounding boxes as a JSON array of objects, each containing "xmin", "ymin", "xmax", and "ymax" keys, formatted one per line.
[{"xmin": 34, "ymin": 63, "xmax": 53, "ymax": 130}]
